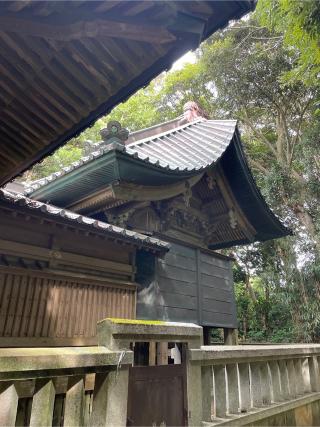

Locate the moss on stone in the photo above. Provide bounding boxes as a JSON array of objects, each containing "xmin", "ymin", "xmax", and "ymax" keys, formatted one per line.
[{"xmin": 107, "ymin": 318, "xmax": 166, "ymax": 325}]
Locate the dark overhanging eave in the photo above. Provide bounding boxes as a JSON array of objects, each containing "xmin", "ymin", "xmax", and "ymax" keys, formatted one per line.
[
  {"xmin": 1, "ymin": 0, "xmax": 255, "ymax": 186},
  {"xmin": 217, "ymin": 131, "xmax": 290, "ymax": 242}
]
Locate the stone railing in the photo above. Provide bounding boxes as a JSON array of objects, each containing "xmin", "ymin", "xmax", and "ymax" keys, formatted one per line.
[
  {"xmin": 2, "ymin": 321, "xmax": 320, "ymax": 427},
  {"xmin": 0, "ymin": 345, "xmax": 133, "ymax": 427},
  {"xmin": 190, "ymin": 344, "xmax": 320, "ymax": 426}
]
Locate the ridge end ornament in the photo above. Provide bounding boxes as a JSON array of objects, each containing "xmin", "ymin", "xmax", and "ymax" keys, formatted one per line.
[{"xmin": 100, "ymin": 121, "xmax": 129, "ymax": 148}]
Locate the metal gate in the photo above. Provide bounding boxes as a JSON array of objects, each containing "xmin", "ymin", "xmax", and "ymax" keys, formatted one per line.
[{"xmin": 127, "ymin": 364, "xmax": 188, "ymax": 426}]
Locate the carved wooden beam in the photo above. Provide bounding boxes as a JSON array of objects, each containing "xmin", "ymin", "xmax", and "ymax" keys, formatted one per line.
[
  {"xmin": 212, "ymin": 166, "xmax": 257, "ymax": 242},
  {"xmin": 111, "ymin": 174, "xmax": 204, "ymax": 202},
  {"xmin": 0, "ymin": 17, "xmax": 176, "ymax": 44}
]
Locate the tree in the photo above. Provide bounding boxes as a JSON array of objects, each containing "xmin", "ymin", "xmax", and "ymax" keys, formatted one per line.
[{"xmin": 256, "ymin": 0, "xmax": 320, "ymax": 87}]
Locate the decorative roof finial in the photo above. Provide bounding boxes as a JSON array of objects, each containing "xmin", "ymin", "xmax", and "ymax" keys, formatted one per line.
[
  {"xmin": 179, "ymin": 101, "xmax": 209, "ymax": 125},
  {"xmin": 100, "ymin": 121, "xmax": 129, "ymax": 147}
]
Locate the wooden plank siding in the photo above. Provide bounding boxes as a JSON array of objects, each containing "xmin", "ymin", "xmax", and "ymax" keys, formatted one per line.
[
  {"xmin": 136, "ymin": 243, "xmax": 237, "ymax": 328},
  {"xmin": 0, "ymin": 268, "xmax": 136, "ymax": 346}
]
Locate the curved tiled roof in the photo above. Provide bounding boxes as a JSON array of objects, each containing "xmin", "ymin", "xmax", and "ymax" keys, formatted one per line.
[
  {"xmin": 0, "ymin": 189, "xmax": 170, "ymax": 252},
  {"xmin": 25, "ymin": 119, "xmax": 237, "ymax": 194}
]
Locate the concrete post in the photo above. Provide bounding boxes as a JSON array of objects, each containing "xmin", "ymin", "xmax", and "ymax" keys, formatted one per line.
[
  {"xmin": 90, "ymin": 371, "xmax": 129, "ymax": 427},
  {"xmin": 224, "ymin": 328, "xmax": 238, "ymax": 345},
  {"xmin": 214, "ymin": 365, "xmax": 227, "ymax": 418},
  {"xmin": 95, "ymin": 320, "xmax": 132, "ymax": 427},
  {"xmin": 250, "ymin": 363, "xmax": 262, "ymax": 407},
  {"xmin": 64, "ymin": 376, "xmax": 85, "ymax": 426},
  {"xmin": 0, "ymin": 383, "xmax": 18, "ymax": 427},
  {"xmin": 294, "ymin": 358, "xmax": 304, "ymax": 395},
  {"xmin": 29, "ymin": 379, "xmax": 55, "ymax": 427},
  {"xmin": 302, "ymin": 357, "xmax": 311, "ymax": 393},
  {"xmin": 238, "ymin": 363, "xmax": 251, "ymax": 413},
  {"xmin": 287, "ymin": 360, "xmax": 297, "ymax": 398},
  {"xmin": 226, "ymin": 363, "xmax": 240, "ymax": 414},
  {"xmin": 278, "ymin": 360, "xmax": 290, "ymax": 400},
  {"xmin": 309, "ymin": 356, "xmax": 320, "ymax": 392},
  {"xmin": 269, "ymin": 361, "xmax": 282, "ymax": 402},
  {"xmin": 186, "ymin": 356, "xmax": 203, "ymax": 426},
  {"xmin": 260, "ymin": 362, "xmax": 272, "ymax": 405},
  {"xmin": 201, "ymin": 365, "xmax": 213, "ymax": 422}
]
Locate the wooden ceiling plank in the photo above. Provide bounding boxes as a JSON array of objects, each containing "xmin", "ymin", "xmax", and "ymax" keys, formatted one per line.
[
  {"xmin": 7, "ymin": 1, "xmax": 33, "ymax": 12},
  {"xmin": 0, "ymin": 107, "xmax": 48, "ymax": 147},
  {"xmin": 0, "ymin": 32, "xmax": 98, "ymax": 124},
  {"xmin": 0, "ymin": 123, "xmax": 36, "ymax": 156},
  {"xmin": 0, "ymin": 16, "xmax": 176, "ymax": 45},
  {"xmin": 67, "ymin": 42, "xmax": 113, "ymax": 93},
  {"xmin": 23, "ymin": 36, "xmax": 96, "ymax": 115},
  {"xmin": 124, "ymin": 1, "xmax": 154, "ymax": 17},
  {"xmin": 82, "ymin": 38, "xmax": 127, "ymax": 85},
  {"xmin": 3, "ymin": 108, "xmax": 48, "ymax": 146},
  {"xmin": 94, "ymin": 1, "xmax": 122, "ymax": 13},
  {"xmin": 103, "ymin": 38, "xmax": 141, "ymax": 76},
  {"xmin": 44, "ymin": 39, "xmax": 109, "ymax": 103},
  {"xmin": 0, "ymin": 134, "xmax": 31, "ymax": 162},
  {"xmin": 0, "ymin": 35, "xmax": 79, "ymax": 126},
  {"xmin": 0, "ymin": 63, "xmax": 67, "ymax": 136}
]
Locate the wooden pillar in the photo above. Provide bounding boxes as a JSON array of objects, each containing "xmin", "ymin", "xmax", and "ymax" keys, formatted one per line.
[
  {"xmin": 203, "ymin": 327, "xmax": 211, "ymax": 345},
  {"xmin": 224, "ymin": 328, "xmax": 238, "ymax": 345},
  {"xmin": 156, "ymin": 342, "xmax": 168, "ymax": 365},
  {"xmin": 148, "ymin": 341, "xmax": 156, "ymax": 366}
]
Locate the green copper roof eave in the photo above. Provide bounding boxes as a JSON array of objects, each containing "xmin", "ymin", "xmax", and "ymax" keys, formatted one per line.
[
  {"xmin": 29, "ymin": 148, "xmax": 207, "ymax": 206},
  {"xmin": 28, "ymin": 119, "xmax": 238, "ymax": 204},
  {"xmin": 30, "ymin": 149, "xmax": 119, "ymax": 202}
]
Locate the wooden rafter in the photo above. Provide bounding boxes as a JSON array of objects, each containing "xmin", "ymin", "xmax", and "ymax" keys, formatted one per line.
[{"xmin": 0, "ymin": 17, "xmax": 176, "ymax": 44}]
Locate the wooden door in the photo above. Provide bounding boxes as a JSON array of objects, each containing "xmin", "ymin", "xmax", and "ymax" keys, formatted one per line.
[{"xmin": 127, "ymin": 364, "xmax": 187, "ymax": 426}]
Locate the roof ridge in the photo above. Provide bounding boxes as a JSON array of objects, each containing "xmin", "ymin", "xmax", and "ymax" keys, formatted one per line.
[{"xmin": 127, "ymin": 117, "xmax": 204, "ymax": 148}]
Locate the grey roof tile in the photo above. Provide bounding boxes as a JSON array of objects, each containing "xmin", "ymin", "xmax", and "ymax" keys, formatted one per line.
[
  {"xmin": 25, "ymin": 118, "xmax": 237, "ymax": 194},
  {"xmin": 0, "ymin": 189, "xmax": 170, "ymax": 251}
]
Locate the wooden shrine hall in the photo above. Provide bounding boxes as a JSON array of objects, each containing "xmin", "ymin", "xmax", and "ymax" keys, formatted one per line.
[
  {"xmin": 3, "ymin": 3, "xmax": 319, "ymax": 427},
  {"xmin": 5, "ymin": 105, "xmax": 287, "ymax": 346},
  {"xmin": 0, "ymin": 0, "xmax": 257, "ymax": 348}
]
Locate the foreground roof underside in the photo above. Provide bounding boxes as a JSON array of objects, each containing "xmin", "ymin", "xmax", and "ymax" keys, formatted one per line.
[{"xmin": 0, "ymin": 0, "xmax": 254, "ymax": 186}]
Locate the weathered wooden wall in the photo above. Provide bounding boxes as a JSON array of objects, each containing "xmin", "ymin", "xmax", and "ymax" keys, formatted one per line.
[
  {"xmin": 0, "ymin": 268, "xmax": 135, "ymax": 346},
  {"xmin": 0, "ymin": 207, "xmax": 137, "ymax": 346},
  {"xmin": 136, "ymin": 242, "xmax": 237, "ymax": 328}
]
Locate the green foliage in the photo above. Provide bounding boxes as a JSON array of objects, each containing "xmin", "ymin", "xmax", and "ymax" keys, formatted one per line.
[{"xmin": 256, "ymin": 0, "xmax": 320, "ymax": 87}]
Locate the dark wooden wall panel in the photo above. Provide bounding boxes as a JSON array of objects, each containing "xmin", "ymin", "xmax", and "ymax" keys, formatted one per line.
[
  {"xmin": 0, "ymin": 269, "xmax": 136, "ymax": 345},
  {"xmin": 136, "ymin": 243, "xmax": 237, "ymax": 328},
  {"xmin": 199, "ymin": 251, "xmax": 237, "ymax": 327}
]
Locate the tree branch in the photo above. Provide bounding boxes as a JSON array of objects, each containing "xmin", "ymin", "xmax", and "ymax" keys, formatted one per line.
[
  {"xmin": 249, "ymin": 158, "xmax": 269, "ymax": 174},
  {"xmin": 241, "ymin": 115, "xmax": 278, "ymax": 159}
]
